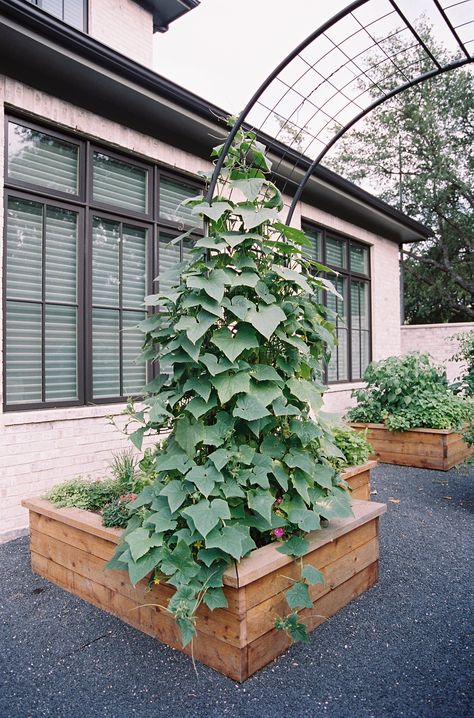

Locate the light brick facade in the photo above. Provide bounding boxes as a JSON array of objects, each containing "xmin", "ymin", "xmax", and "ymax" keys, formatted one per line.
[
  {"xmin": 88, "ymin": 0, "xmax": 153, "ymax": 67},
  {"xmin": 401, "ymin": 322, "xmax": 473, "ymax": 382},
  {"xmin": 0, "ymin": 82, "xmax": 408, "ymax": 541}
]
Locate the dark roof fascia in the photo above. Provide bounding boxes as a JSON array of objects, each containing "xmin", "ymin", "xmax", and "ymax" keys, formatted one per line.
[
  {"xmin": 134, "ymin": 0, "xmax": 199, "ymax": 33},
  {"xmin": 1, "ymin": 0, "xmax": 431, "ymax": 242}
]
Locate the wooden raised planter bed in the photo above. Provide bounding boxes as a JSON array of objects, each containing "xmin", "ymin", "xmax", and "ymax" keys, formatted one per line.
[
  {"xmin": 349, "ymin": 423, "xmax": 473, "ymax": 471},
  {"xmin": 22, "ymin": 496, "xmax": 386, "ymax": 682},
  {"xmin": 341, "ymin": 460, "xmax": 376, "ymax": 500}
]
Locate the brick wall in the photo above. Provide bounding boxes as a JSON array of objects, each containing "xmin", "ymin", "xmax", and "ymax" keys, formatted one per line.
[
  {"xmin": 88, "ymin": 0, "xmax": 153, "ymax": 67},
  {"xmin": 401, "ymin": 322, "xmax": 473, "ymax": 382}
]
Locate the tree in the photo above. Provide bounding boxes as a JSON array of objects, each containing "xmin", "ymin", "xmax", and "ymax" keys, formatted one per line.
[{"xmin": 323, "ymin": 28, "xmax": 474, "ymax": 323}]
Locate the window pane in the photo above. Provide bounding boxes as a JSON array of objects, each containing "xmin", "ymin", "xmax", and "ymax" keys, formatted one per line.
[
  {"xmin": 158, "ymin": 234, "xmax": 181, "ymax": 296},
  {"xmin": 351, "ymin": 281, "xmax": 369, "ymax": 330},
  {"xmin": 122, "ymin": 312, "xmax": 146, "ymax": 395},
  {"xmin": 45, "ymin": 207, "xmax": 77, "ymax": 303},
  {"xmin": 350, "ymin": 244, "xmax": 369, "ymax": 274},
  {"xmin": 92, "ymin": 217, "xmax": 120, "ymax": 306},
  {"xmin": 63, "ymin": 0, "xmax": 85, "ymax": 29},
  {"xmin": 92, "ymin": 309, "xmax": 120, "ymax": 398},
  {"xmin": 45, "ymin": 305, "xmax": 77, "ymax": 401},
  {"xmin": 122, "ymin": 225, "xmax": 147, "ymax": 308},
  {"xmin": 42, "ymin": 0, "xmax": 62, "ymax": 16},
  {"xmin": 326, "ymin": 235, "xmax": 346, "ymax": 268},
  {"xmin": 327, "ymin": 277, "xmax": 348, "ymax": 382},
  {"xmin": 6, "ymin": 198, "xmax": 43, "ymax": 301},
  {"xmin": 159, "ymin": 176, "xmax": 200, "ymax": 226},
  {"xmin": 8, "ymin": 122, "xmax": 79, "ymax": 194},
  {"xmin": 5, "ymin": 301, "xmax": 42, "ymax": 405},
  {"xmin": 93, "ymin": 152, "xmax": 148, "ymax": 214},
  {"xmin": 303, "ymin": 225, "xmax": 322, "ymax": 262}
]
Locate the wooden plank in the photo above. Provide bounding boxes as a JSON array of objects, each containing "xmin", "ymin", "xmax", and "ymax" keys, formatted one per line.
[
  {"xmin": 30, "ymin": 529, "xmax": 244, "ymax": 643},
  {"xmin": 244, "ymin": 519, "xmax": 377, "ymax": 609},
  {"xmin": 349, "ymin": 423, "xmax": 451, "ymax": 435},
  {"xmin": 22, "ymin": 498, "xmax": 123, "ymax": 543},
  {"xmin": 31, "ymin": 551, "xmax": 247, "ymax": 681},
  {"xmin": 246, "ymin": 561, "xmax": 379, "ymax": 679},
  {"xmin": 245, "ymin": 537, "xmax": 379, "ymax": 643},
  {"xmin": 366, "ymin": 439, "xmax": 444, "ymax": 458},
  {"xmin": 341, "ymin": 461, "xmax": 377, "ymax": 480},
  {"xmin": 30, "ymin": 511, "xmax": 116, "ymax": 562},
  {"xmin": 373, "ymin": 451, "xmax": 446, "ymax": 469},
  {"xmin": 233, "ymin": 500, "xmax": 386, "ymax": 589},
  {"xmin": 349, "ymin": 484, "xmax": 370, "ymax": 501}
]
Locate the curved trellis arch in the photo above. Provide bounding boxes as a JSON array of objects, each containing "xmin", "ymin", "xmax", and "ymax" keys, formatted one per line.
[{"xmin": 205, "ymin": 0, "xmax": 473, "ymax": 224}]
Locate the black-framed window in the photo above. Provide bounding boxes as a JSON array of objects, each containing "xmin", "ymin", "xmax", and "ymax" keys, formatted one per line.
[
  {"xmin": 303, "ymin": 223, "xmax": 372, "ymax": 384},
  {"xmin": 4, "ymin": 116, "xmax": 202, "ymax": 411},
  {"xmin": 26, "ymin": 0, "xmax": 88, "ymax": 31}
]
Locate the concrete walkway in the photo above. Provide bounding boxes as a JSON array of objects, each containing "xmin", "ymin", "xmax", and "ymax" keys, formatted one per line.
[{"xmin": 1, "ymin": 463, "xmax": 473, "ymax": 718}]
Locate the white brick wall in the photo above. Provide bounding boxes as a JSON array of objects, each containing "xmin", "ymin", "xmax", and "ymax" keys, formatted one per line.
[
  {"xmin": 401, "ymin": 322, "xmax": 473, "ymax": 382},
  {"xmin": 88, "ymin": 0, "xmax": 154, "ymax": 67},
  {"xmin": 0, "ymin": 81, "xmax": 405, "ymax": 539}
]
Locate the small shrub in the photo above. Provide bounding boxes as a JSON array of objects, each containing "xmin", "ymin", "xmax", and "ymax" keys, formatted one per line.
[
  {"xmin": 101, "ymin": 494, "xmax": 137, "ymax": 528},
  {"xmin": 46, "ymin": 477, "xmax": 122, "ymax": 511},
  {"xmin": 347, "ymin": 353, "xmax": 473, "ymax": 431},
  {"xmin": 327, "ymin": 425, "xmax": 373, "ymax": 468}
]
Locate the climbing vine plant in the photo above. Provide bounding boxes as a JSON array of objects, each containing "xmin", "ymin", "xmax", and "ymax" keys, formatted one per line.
[{"xmin": 108, "ymin": 122, "xmax": 352, "ymax": 645}]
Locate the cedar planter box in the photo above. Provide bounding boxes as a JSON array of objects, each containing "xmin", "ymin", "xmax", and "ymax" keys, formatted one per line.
[
  {"xmin": 341, "ymin": 460, "xmax": 376, "ymax": 500},
  {"xmin": 349, "ymin": 423, "xmax": 473, "ymax": 471},
  {"xmin": 22, "ymin": 497, "xmax": 386, "ymax": 682}
]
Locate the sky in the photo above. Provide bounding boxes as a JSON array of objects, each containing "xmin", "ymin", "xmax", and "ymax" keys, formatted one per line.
[{"xmin": 153, "ymin": 0, "xmax": 349, "ymax": 112}]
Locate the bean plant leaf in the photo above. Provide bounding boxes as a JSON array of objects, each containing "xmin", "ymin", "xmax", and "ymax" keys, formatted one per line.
[
  {"xmin": 211, "ymin": 326, "xmax": 259, "ymax": 363},
  {"xmin": 302, "ymin": 565, "xmax": 325, "ymax": 585},
  {"xmin": 246, "ymin": 304, "xmax": 286, "ymax": 340},
  {"xmin": 203, "ymin": 587, "xmax": 229, "ymax": 610},
  {"xmin": 285, "ymin": 581, "xmax": 313, "ymax": 610},
  {"xmin": 277, "ymin": 535, "xmax": 310, "ymax": 558},
  {"xmin": 233, "ymin": 395, "xmax": 271, "ymax": 421},
  {"xmin": 211, "ymin": 371, "xmax": 250, "ymax": 404}
]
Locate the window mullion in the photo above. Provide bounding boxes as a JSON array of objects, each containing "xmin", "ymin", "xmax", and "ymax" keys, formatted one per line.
[
  {"xmin": 119, "ymin": 222, "xmax": 124, "ymax": 398},
  {"xmin": 41, "ymin": 204, "xmax": 46, "ymax": 403}
]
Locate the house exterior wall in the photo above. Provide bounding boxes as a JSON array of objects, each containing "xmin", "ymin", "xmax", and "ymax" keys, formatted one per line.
[
  {"xmin": 0, "ymin": 79, "xmax": 403, "ymax": 541},
  {"xmin": 88, "ymin": 0, "xmax": 154, "ymax": 67},
  {"xmin": 401, "ymin": 322, "xmax": 473, "ymax": 382}
]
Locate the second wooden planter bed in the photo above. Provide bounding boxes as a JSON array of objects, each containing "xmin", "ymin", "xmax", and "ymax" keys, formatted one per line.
[
  {"xmin": 23, "ymin": 495, "xmax": 385, "ymax": 682},
  {"xmin": 341, "ymin": 460, "xmax": 376, "ymax": 500},
  {"xmin": 349, "ymin": 423, "xmax": 473, "ymax": 470}
]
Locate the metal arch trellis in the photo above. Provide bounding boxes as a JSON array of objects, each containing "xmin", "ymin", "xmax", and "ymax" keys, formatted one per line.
[{"xmin": 204, "ymin": 0, "xmax": 474, "ymax": 225}]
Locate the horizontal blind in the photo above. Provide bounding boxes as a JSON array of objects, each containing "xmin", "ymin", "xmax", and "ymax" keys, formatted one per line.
[
  {"xmin": 5, "ymin": 198, "xmax": 79, "ymax": 405},
  {"xmin": 92, "ymin": 217, "xmax": 120, "ymax": 306},
  {"xmin": 122, "ymin": 312, "xmax": 146, "ymax": 395},
  {"xmin": 350, "ymin": 244, "xmax": 369, "ymax": 275},
  {"xmin": 8, "ymin": 122, "xmax": 78, "ymax": 195},
  {"xmin": 122, "ymin": 226, "xmax": 147, "ymax": 308},
  {"xmin": 5, "ymin": 301, "xmax": 42, "ymax": 404},
  {"xmin": 63, "ymin": 0, "xmax": 85, "ymax": 29},
  {"xmin": 158, "ymin": 234, "xmax": 181, "ymax": 297},
  {"xmin": 159, "ymin": 176, "xmax": 201, "ymax": 226},
  {"xmin": 326, "ymin": 235, "xmax": 347, "ymax": 269},
  {"xmin": 92, "ymin": 309, "xmax": 120, "ymax": 398},
  {"xmin": 303, "ymin": 225, "xmax": 322, "ymax": 261},
  {"xmin": 93, "ymin": 152, "xmax": 147, "ymax": 214},
  {"xmin": 45, "ymin": 305, "xmax": 77, "ymax": 400},
  {"xmin": 6, "ymin": 198, "xmax": 43, "ymax": 301},
  {"xmin": 327, "ymin": 277, "xmax": 348, "ymax": 382}
]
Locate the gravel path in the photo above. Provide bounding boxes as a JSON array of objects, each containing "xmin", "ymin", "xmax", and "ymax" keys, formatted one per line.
[{"xmin": 1, "ymin": 463, "xmax": 473, "ymax": 718}]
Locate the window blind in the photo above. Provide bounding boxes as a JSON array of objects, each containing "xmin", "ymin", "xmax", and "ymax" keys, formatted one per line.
[
  {"xmin": 159, "ymin": 176, "xmax": 200, "ymax": 226},
  {"xmin": 93, "ymin": 152, "xmax": 148, "ymax": 214},
  {"xmin": 5, "ymin": 198, "xmax": 78, "ymax": 405},
  {"xmin": 8, "ymin": 122, "xmax": 78, "ymax": 195},
  {"xmin": 326, "ymin": 235, "xmax": 347, "ymax": 269}
]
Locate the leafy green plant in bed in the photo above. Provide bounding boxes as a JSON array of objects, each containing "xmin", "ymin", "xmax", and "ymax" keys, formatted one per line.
[
  {"xmin": 325, "ymin": 425, "xmax": 373, "ymax": 469},
  {"xmin": 451, "ymin": 331, "xmax": 474, "ymax": 398},
  {"xmin": 347, "ymin": 353, "xmax": 474, "ymax": 432},
  {"xmin": 107, "ymin": 123, "xmax": 352, "ymax": 646},
  {"xmin": 46, "ymin": 477, "xmax": 122, "ymax": 511},
  {"xmin": 102, "ymin": 494, "xmax": 138, "ymax": 528}
]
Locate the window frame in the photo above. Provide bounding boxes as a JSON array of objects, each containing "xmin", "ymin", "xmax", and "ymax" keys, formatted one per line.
[
  {"xmin": 26, "ymin": 0, "xmax": 89, "ymax": 32},
  {"xmin": 3, "ymin": 113, "xmax": 203, "ymax": 412},
  {"xmin": 302, "ymin": 221, "xmax": 372, "ymax": 385},
  {"xmin": 3, "ymin": 188, "xmax": 86, "ymax": 411}
]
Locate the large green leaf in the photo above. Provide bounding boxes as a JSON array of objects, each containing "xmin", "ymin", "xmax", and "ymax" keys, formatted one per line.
[
  {"xmin": 205, "ymin": 525, "xmax": 253, "ymax": 560},
  {"xmin": 186, "ymin": 465, "xmax": 223, "ymax": 498},
  {"xmin": 185, "ymin": 394, "xmax": 217, "ymax": 420},
  {"xmin": 283, "ymin": 449, "xmax": 316, "ymax": 476},
  {"xmin": 211, "ymin": 326, "xmax": 259, "ymax": 363},
  {"xmin": 175, "ymin": 417, "xmax": 205, "ymax": 457},
  {"xmin": 211, "ymin": 371, "xmax": 250, "ymax": 404},
  {"xmin": 183, "ymin": 377, "xmax": 213, "ymax": 402},
  {"xmin": 247, "ymin": 489, "xmax": 275, "ymax": 524},
  {"xmin": 249, "ymin": 380, "xmax": 282, "ymax": 406},
  {"xmin": 203, "ymin": 587, "xmax": 229, "ymax": 610},
  {"xmin": 237, "ymin": 204, "xmax": 279, "ymax": 229},
  {"xmin": 233, "ymin": 395, "xmax": 271, "ymax": 421},
  {"xmin": 302, "ymin": 565, "xmax": 324, "ymax": 585},
  {"xmin": 222, "ymin": 295, "xmax": 255, "ymax": 321},
  {"xmin": 287, "ymin": 377, "xmax": 323, "ymax": 412},
  {"xmin": 200, "ymin": 353, "xmax": 237, "ymax": 376},
  {"xmin": 126, "ymin": 527, "xmax": 158, "ymax": 562},
  {"xmin": 187, "ymin": 269, "xmax": 228, "ymax": 302},
  {"xmin": 182, "ymin": 500, "xmax": 222, "ymax": 538},
  {"xmin": 271, "ymin": 264, "xmax": 313, "ymax": 294},
  {"xmin": 160, "ymin": 481, "xmax": 188, "ymax": 513},
  {"xmin": 191, "ymin": 200, "xmax": 233, "ymax": 221},
  {"xmin": 246, "ymin": 304, "xmax": 286, "ymax": 339},
  {"xmin": 127, "ymin": 546, "xmax": 163, "ymax": 585},
  {"xmin": 289, "ymin": 419, "xmax": 323, "ymax": 446},
  {"xmin": 185, "ymin": 311, "xmax": 217, "ymax": 344},
  {"xmin": 208, "ymin": 448, "xmax": 232, "ymax": 472},
  {"xmin": 250, "ymin": 365, "xmax": 283, "ymax": 383},
  {"xmin": 277, "ymin": 535, "xmax": 309, "ymax": 558},
  {"xmin": 160, "ymin": 540, "xmax": 201, "ymax": 579}
]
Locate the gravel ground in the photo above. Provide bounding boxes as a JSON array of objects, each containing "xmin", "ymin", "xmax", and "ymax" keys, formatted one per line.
[{"xmin": 1, "ymin": 463, "xmax": 473, "ymax": 718}]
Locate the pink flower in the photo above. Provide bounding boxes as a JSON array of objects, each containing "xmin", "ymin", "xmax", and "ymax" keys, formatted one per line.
[
  {"xmin": 275, "ymin": 497, "xmax": 283, "ymax": 504},
  {"xmin": 273, "ymin": 528, "xmax": 285, "ymax": 538}
]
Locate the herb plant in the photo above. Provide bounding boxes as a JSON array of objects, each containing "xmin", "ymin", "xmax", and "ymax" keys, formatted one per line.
[
  {"xmin": 347, "ymin": 353, "xmax": 474, "ymax": 431},
  {"xmin": 108, "ymin": 124, "xmax": 352, "ymax": 646},
  {"xmin": 102, "ymin": 494, "xmax": 138, "ymax": 528},
  {"xmin": 46, "ymin": 477, "xmax": 122, "ymax": 511}
]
